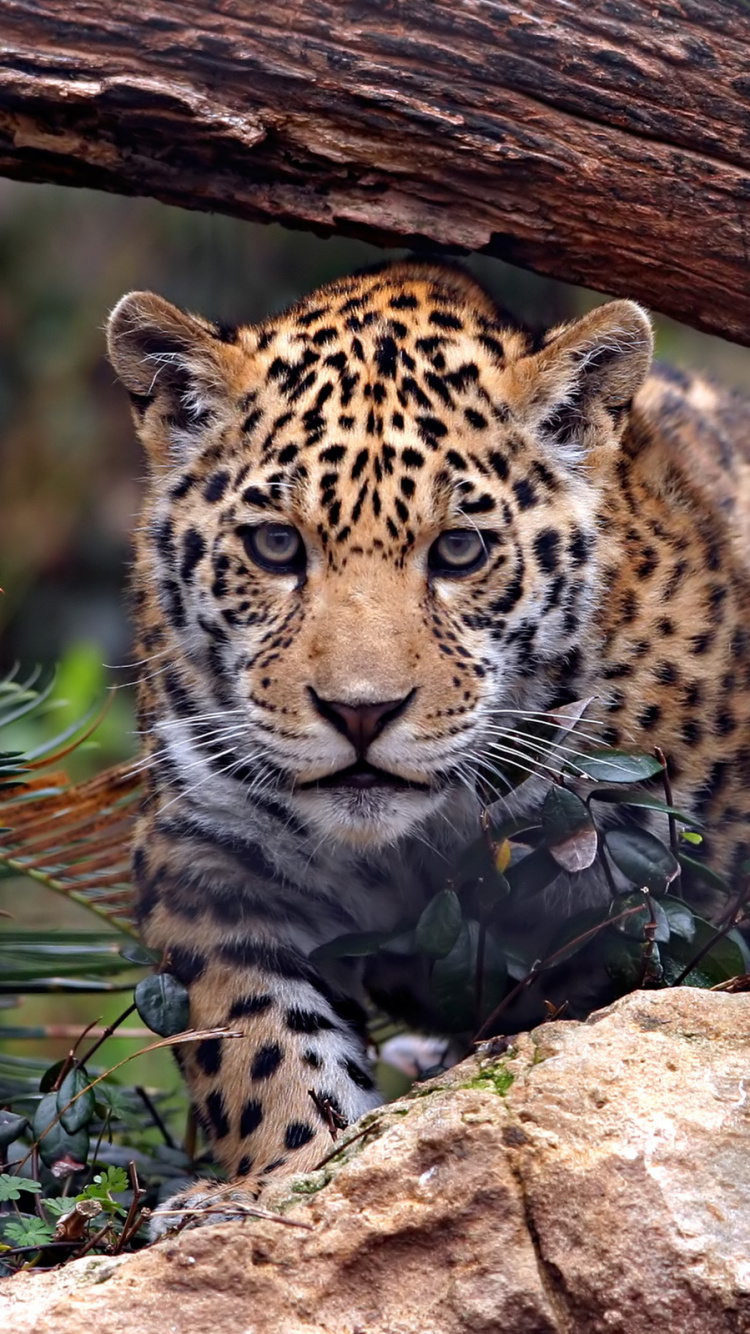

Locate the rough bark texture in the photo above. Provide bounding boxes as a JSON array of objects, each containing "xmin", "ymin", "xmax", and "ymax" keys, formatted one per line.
[
  {"xmin": 0, "ymin": 2, "xmax": 749, "ymax": 342},
  {"xmin": 3, "ymin": 989, "xmax": 750, "ymax": 1333}
]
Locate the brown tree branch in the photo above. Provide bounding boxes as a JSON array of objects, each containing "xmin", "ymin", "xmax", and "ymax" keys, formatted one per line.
[{"xmin": 0, "ymin": 1, "xmax": 748, "ymax": 341}]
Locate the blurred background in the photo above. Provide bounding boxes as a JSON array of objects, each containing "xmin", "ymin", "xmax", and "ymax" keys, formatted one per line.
[{"xmin": 0, "ymin": 176, "xmax": 748, "ymax": 1092}]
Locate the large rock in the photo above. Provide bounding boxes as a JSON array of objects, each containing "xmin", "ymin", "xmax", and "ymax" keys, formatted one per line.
[{"xmin": 3, "ymin": 988, "xmax": 749, "ymax": 1333}]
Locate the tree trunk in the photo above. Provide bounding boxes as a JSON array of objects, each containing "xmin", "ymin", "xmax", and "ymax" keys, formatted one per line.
[{"xmin": 0, "ymin": 1, "xmax": 748, "ymax": 342}]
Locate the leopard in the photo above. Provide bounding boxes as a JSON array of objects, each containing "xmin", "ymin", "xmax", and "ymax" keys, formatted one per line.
[{"xmin": 106, "ymin": 258, "xmax": 750, "ymax": 1233}]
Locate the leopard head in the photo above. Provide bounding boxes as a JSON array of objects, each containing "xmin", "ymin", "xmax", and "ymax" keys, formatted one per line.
[{"xmin": 108, "ymin": 262, "xmax": 652, "ymax": 847}]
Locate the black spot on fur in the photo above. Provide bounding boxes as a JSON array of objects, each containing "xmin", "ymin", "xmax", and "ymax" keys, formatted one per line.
[
  {"xmin": 285, "ymin": 1121, "xmax": 316, "ymax": 1151},
  {"xmin": 169, "ymin": 947, "xmax": 205, "ymax": 985},
  {"xmin": 180, "ymin": 528, "xmax": 205, "ymax": 583},
  {"xmin": 196, "ymin": 1038, "xmax": 223, "ymax": 1077},
  {"xmin": 342, "ymin": 1058, "xmax": 375, "ymax": 1090},
  {"xmin": 205, "ymin": 1090, "xmax": 230, "ymax": 1139},
  {"xmin": 228, "ymin": 993, "xmax": 273, "ymax": 1021},
  {"xmin": 534, "ymin": 529, "xmax": 560, "ymax": 574},
  {"xmin": 203, "ymin": 470, "xmax": 230, "ymax": 503},
  {"xmin": 239, "ymin": 1098, "xmax": 264, "ymax": 1137},
  {"xmin": 251, "ymin": 1043, "xmax": 284, "ymax": 1081},
  {"xmin": 286, "ymin": 1008, "xmax": 336, "ymax": 1034}
]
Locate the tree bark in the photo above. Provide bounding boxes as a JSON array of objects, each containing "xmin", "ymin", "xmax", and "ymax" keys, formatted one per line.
[{"xmin": 0, "ymin": 1, "xmax": 748, "ymax": 342}]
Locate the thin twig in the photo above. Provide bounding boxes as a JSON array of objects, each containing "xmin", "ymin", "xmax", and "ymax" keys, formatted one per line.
[
  {"xmin": 313, "ymin": 1121, "xmax": 380, "ymax": 1171},
  {"xmin": 654, "ymin": 745, "xmax": 679, "ymax": 864},
  {"xmin": 114, "ymin": 1162, "xmax": 147, "ymax": 1253},
  {"xmin": 77, "ymin": 1002, "xmax": 137, "ymax": 1068},
  {"xmin": 135, "ymin": 1085, "xmax": 176, "ymax": 1149},
  {"xmin": 75, "ymin": 1221, "xmax": 114, "ymax": 1259}
]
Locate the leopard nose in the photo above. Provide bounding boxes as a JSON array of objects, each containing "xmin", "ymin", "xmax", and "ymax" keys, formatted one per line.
[{"xmin": 308, "ymin": 688, "xmax": 415, "ymax": 756}]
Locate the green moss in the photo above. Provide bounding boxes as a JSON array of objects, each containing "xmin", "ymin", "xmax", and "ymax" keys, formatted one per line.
[{"xmin": 464, "ymin": 1061, "xmax": 515, "ymax": 1097}]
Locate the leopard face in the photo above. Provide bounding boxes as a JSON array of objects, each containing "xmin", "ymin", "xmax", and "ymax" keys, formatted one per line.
[{"xmin": 108, "ymin": 262, "xmax": 651, "ymax": 848}]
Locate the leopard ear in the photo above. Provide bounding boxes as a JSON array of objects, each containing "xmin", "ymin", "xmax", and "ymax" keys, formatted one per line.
[
  {"xmin": 107, "ymin": 292, "xmax": 237, "ymax": 464},
  {"xmin": 513, "ymin": 300, "xmax": 653, "ymax": 461}
]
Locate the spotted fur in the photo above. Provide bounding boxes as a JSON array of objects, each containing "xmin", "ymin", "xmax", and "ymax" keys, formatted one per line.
[{"xmin": 107, "ymin": 260, "xmax": 750, "ymax": 1230}]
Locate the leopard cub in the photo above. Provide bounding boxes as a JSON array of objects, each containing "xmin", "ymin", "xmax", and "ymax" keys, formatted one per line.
[{"xmin": 107, "ymin": 260, "xmax": 750, "ymax": 1231}]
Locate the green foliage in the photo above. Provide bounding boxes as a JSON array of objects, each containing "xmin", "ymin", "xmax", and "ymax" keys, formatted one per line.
[
  {"xmin": 134, "ymin": 973, "xmax": 190, "ymax": 1038},
  {"xmin": 317, "ymin": 704, "xmax": 748, "ymax": 1038},
  {"xmin": 0, "ymin": 1174, "xmax": 42, "ymax": 1202},
  {"xmin": 3, "ymin": 1217, "xmax": 55, "ymax": 1248}
]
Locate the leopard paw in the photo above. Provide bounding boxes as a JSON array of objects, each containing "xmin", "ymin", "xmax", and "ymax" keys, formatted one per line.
[{"xmin": 149, "ymin": 1179, "xmax": 262, "ymax": 1240}]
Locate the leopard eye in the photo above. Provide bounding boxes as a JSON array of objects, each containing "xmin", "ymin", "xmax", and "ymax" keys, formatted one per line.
[
  {"xmin": 238, "ymin": 523, "xmax": 305, "ymax": 573},
  {"xmin": 429, "ymin": 529, "xmax": 487, "ymax": 576}
]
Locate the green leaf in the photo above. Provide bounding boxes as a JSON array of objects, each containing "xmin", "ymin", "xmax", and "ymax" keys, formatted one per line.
[
  {"xmin": 610, "ymin": 892, "xmax": 670, "ymax": 943},
  {"xmin": 565, "ymin": 750, "xmax": 664, "ymax": 783},
  {"xmin": 505, "ymin": 846, "xmax": 560, "ymax": 897},
  {"xmin": 541, "ymin": 785, "xmax": 598, "ymax": 872},
  {"xmin": 80, "ymin": 1165, "xmax": 129, "ymax": 1215},
  {"xmin": 429, "ymin": 921, "xmax": 480, "ymax": 1031},
  {"xmin": 32, "ymin": 1092, "xmax": 90, "ymax": 1168},
  {"xmin": 662, "ymin": 920, "xmax": 746, "ymax": 988},
  {"xmin": 604, "ymin": 827, "xmax": 680, "ymax": 894},
  {"xmin": 677, "ymin": 853, "xmax": 731, "ymax": 894},
  {"xmin": 603, "ymin": 934, "xmax": 649, "ymax": 990},
  {"xmin": 477, "ymin": 930, "xmax": 509, "ymax": 1024},
  {"xmin": 135, "ymin": 973, "xmax": 191, "ymax": 1037},
  {"xmin": 311, "ymin": 931, "xmax": 391, "ymax": 962},
  {"xmin": 415, "ymin": 890, "xmax": 462, "ymax": 958},
  {"xmin": 0, "ymin": 1111, "xmax": 28, "ymax": 1149},
  {"xmin": 3, "ymin": 1217, "xmax": 55, "ymax": 1249},
  {"xmin": 590, "ymin": 788, "xmax": 697, "ymax": 825},
  {"xmin": 57, "ymin": 1065, "xmax": 96, "ymax": 1133},
  {"xmin": 0, "ymin": 931, "xmax": 136, "ymax": 984},
  {"xmin": 660, "ymin": 896, "xmax": 696, "ymax": 942},
  {"xmin": 0, "ymin": 1174, "xmax": 42, "ymax": 1202}
]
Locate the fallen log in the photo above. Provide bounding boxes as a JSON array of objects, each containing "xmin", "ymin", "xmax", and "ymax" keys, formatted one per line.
[{"xmin": 0, "ymin": 2, "xmax": 748, "ymax": 340}]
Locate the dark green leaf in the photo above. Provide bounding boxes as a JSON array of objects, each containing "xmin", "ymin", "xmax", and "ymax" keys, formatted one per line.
[
  {"xmin": 415, "ymin": 890, "xmax": 462, "ymax": 958},
  {"xmin": 32, "ymin": 1092, "xmax": 90, "ymax": 1169},
  {"xmin": 661, "ymin": 897, "xmax": 696, "ymax": 942},
  {"xmin": 542, "ymin": 785, "xmax": 598, "ymax": 872},
  {"xmin": 429, "ymin": 921, "xmax": 479, "ymax": 1031},
  {"xmin": 477, "ymin": 930, "xmax": 509, "ymax": 1024},
  {"xmin": 119, "ymin": 942, "xmax": 160, "ymax": 966},
  {"xmin": 449, "ymin": 832, "xmax": 513, "ymax": 913},
  {"xmin": 565, "ymin": 750, "xmax": 664, "ymax": 783},
  {"xmin": 662, "ymin": 920, "xmax": 746, "ymax": 988},
  {"xmin": 604, "ymin": 828, "xmax": 679, "ymax": 894},
  {"xmin": 39, "ymin": 1059, "xmax": 66, "ymax": 1094},
  {"xmin": 610, "ymin": 892, "xmax": 670, "ymax": 943},
  {"xmin": 57, "ymin": 1066, "xmax": 95, "ymax": 1133},
  {"xmin": 0, "ymin": 1111, "xmax": 28, "ymax": 1149},
  {"xmin": 380, "ymin": 930, "xmax": 418, "ymax": 956},
  {"xmin": 505, "ymin": 847, "xmax": 560, "ymax": 898},
  {"xmin": 603, "ymin": 934, "xmax": 648, "ymax": 990},
  {"xmin": 677, "ymin": 854, "xmax": 731, "ymax": 895},
  {"xmin": 135, "ymin": 973, "xmax": 190, "ymax": 1037},
  {"xmin": 590, "ymin": 788, "xmax": 697, "ymax": 824},
  {"xmin": 311, "ymin": 931, "xmax": 394, "ymax": 963}
]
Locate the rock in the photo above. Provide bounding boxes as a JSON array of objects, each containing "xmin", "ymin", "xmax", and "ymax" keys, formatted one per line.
[{"xmin": 2, "ymin": 988, "xmax": 749, "ymax": 1333}]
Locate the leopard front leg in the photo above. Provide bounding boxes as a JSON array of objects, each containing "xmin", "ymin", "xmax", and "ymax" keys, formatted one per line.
[{"xmin": 149, "ymin": 938, "xmax": 381, "ymax": 1237}]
